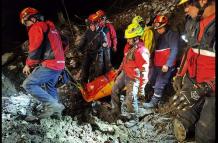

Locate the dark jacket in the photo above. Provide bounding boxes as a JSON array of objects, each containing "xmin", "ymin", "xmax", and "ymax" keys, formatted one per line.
[
  {"xmin": 78, "ymin": 28, "xmax": 107, "ymax": 54},
  {"xmin": 153, "ymin": 28, "xmax": 179, "ymax": 67},
  {"xmin": 177, "ymin": 14, "xmax": 215, "ymax": 84}
]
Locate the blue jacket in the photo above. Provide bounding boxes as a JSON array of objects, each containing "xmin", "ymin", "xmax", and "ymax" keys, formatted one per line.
[{"xmin": 154, "ymin": 28, "xmax": 179, "ymax": 67}]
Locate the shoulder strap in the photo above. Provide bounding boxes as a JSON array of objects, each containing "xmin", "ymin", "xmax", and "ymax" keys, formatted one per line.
[
  {"xmin": 88, "ymin": 30, "xmax": 101, "ymax": 47},
  {"xmin": 198, "ymin": 19, "xmax": 215, "ymax": 51}
]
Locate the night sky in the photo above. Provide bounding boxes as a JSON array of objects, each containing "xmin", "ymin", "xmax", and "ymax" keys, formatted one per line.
[{"xmin": 1, "ymin": 0, "xmax": 119, "ymax": 54}]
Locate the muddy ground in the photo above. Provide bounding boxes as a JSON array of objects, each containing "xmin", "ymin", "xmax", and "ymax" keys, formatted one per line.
[
  {"xmin": 2, "ymin": 71, "xmax": 197, "ymax": 143},
  {"xmin": 2, "ymin": 86, "xmax": 176, "ymax": 143},
  {"xmin": 2, "ymin": 64, "xmax": 179, "ymax": 143}
]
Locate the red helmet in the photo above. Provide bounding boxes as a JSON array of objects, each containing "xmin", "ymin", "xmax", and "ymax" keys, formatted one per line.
[
  {"xmin": 88, "ymin": 13, "xmax": 100, "ymax": 24},
  {"xmin": 96, "ymin": 9, "xmax": 106, "ymax": 18},
  {"xmin": 20, "ymin": 7, "xmax": 39, "ymax": 24},
  {"xmin": 153, "ymin": 15, "xmax": 168, "ymax": 29}
]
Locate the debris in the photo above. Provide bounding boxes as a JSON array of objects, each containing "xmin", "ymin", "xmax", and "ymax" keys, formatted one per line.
[{"xmin": 2, "ymin": 52, "xmax": 15, "ymax": 66}]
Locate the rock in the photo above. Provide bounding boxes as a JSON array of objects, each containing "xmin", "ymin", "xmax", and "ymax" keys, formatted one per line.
[
  {"xmin": 116, "ymin": 120, "xmax": 124, "ymax": 125},
  {"xmin": 5, "ymin": 104, "xmax": 18, "ymax": 115},
  {"xmin": 138, "ymin": 107, "xmax": 154, "ymax": 117},
  {"xmin": 2, "ymin": 52, "xmax": 15, "ymax": 66},
  {"xmin": 141, "ymin": 130, "xmax": 147, "ymax": 138},
  {"xmin": 7, "ymin": 65, "xmax": 17, "ymax": 70},
  {"xmin": 2, "ymin": 73, "xmax": 17, "ymax": 97},
  {"xmin": 170, "ymin": 6, "xmax": 175, "ymax": 11},
  {"xmin": 151, "ymin": 3, "xmax": 157, "ymax": 9},
  {"xmin": 70, "ymin": 59, "xmax": 77, "ymax": 67},
  {"xmin": 91, "ymin": 117, "xmax": 115, "ymax": 134},
  {"xmin": 2, "ymin": 113, "xmax": 12, "ymax": 120},
  {"xmin": 17, "ymin": 108, "xmax": 27, "ymax": 115},
  {"xmin": 10, "ymin": 95, "xmax": 31, "ymax": 106}
]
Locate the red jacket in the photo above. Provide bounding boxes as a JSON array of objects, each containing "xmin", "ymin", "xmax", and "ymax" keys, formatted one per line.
[
  {"xmin": 121, "ymin": 41, "xmax": 150, "ymax": 87},
  {"xmin": 177, "ymin": 14, "xmax": 215, "ymax": 83},
  {"xmin": 26, "ymin": 21, "xmax": 65, "ymax": 70},
  {"xmin": 104, "ymin": 22, "xmax": 117, "ymax": 51}
]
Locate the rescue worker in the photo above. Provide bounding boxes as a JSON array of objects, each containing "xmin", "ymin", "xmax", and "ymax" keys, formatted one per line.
[
  {"xmin": 143, "ymin": 15, "xmax": 179, "ymax": 108},
  {"xmin": 20, "ymin": 7, "xmax": 65, "ymax": 120},
  {"xmin": 78, "ymin": 13, "xmax": 108, "ymax": 84},
  {"xmin": 170, "ymin": 0, "xmax": 215, "ymax": 142},
  {"xmin": 96, "ymin": 9, "xmax": 117, "ymax": 72},
  {"xmin": 132, "ymin": 16, "xmax": 155, "ymax": 54},
  {"xmin": 132, "ymin": 16, "xmax": 155, "ymax": 99},
  {"xmin": 110, "ymin": 23, "xmax": 150, "ymax": 127}
]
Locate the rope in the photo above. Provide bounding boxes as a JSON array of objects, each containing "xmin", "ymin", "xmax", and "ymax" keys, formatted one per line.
[{"xmin": 61, "ymin": 0, "xmax": 74, "ymax": 37}]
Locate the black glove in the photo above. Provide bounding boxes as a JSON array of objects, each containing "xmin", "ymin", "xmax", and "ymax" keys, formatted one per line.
[
  {"xmin": 170, "ymin": 87, "xmax": 201, "ymax": 111},
  {"xmin": 173, "ymin": 76, "xmax": 183, "ymax": 92},
  {"xmin": 170, "ymin": 80, "xmax": 215, "ymax": 111},
  {"xmin": 193, "ymin": 82, "xmax": 215, "ymax": 96}
]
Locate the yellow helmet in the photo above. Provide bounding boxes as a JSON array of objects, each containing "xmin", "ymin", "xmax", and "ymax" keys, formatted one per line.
[
  {"xmin": 125, "ymin": 23, "xmax": 144, "ymax": 39},
  {"xmin": 177, "ymin": 0, "xmax": 189, "ymax": 6},
  {"xmin": 132, "ymin": 16, "xmax": 144, "ymax": 24}
]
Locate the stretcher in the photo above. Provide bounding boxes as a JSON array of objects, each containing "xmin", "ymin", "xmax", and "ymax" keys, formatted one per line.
[{"xmin": 77, "ymin": 70, "xmax": 117, "ymax": 102}]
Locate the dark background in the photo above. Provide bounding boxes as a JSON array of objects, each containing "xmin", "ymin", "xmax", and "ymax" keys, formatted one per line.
[{"xmin": 1, "ymin": 0, "xmax": 137, "ymax": 54}]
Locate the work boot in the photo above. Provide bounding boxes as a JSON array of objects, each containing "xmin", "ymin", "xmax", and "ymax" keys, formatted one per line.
[
  {"xmin": 124, "ymin": 113, "xmax": 139, "ymax": 128},
  {"xmin": 137, "ymin": 107, "xmax": 153, "ymax": 118},
  {"xmin": 110, "ymin": 98, "xmax": 121, "ymax": 115},
  {"xmin": 120, "ymin": 103, "xmax": 134, "ymax": 120},
  {"xmin": 51, "ymin": 103, "xmax": 65, "ymax": 119},
  {"xmin": 143, "ymin": 96, "xmax": 160, "ymax": 108},
  {"xmin": 37, "ymin": 103, "xmax": 55, "ymax": 119},
  {"xmin": 111, "ymin": 104, "xmax": 121, "ymax": 115}
]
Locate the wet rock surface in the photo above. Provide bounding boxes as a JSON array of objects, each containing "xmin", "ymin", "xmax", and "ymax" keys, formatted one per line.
[
  {"xmin": 110, "ymin": 0, "xmax": 184, "ymax": 31},
  {"xmin": 2, "ymin": 92, "xmax": 178, "ymax": 143},
  {"xmin": 2, "ymin": 52, "xmax": 15, "ymax": 66},
  {"xmin": 2, "ymin": 73, "xmax": 179, "ymax": 142},
  {"xmin": 2, "ymin": 71, "xmax": 179, "ymax": 142}
]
